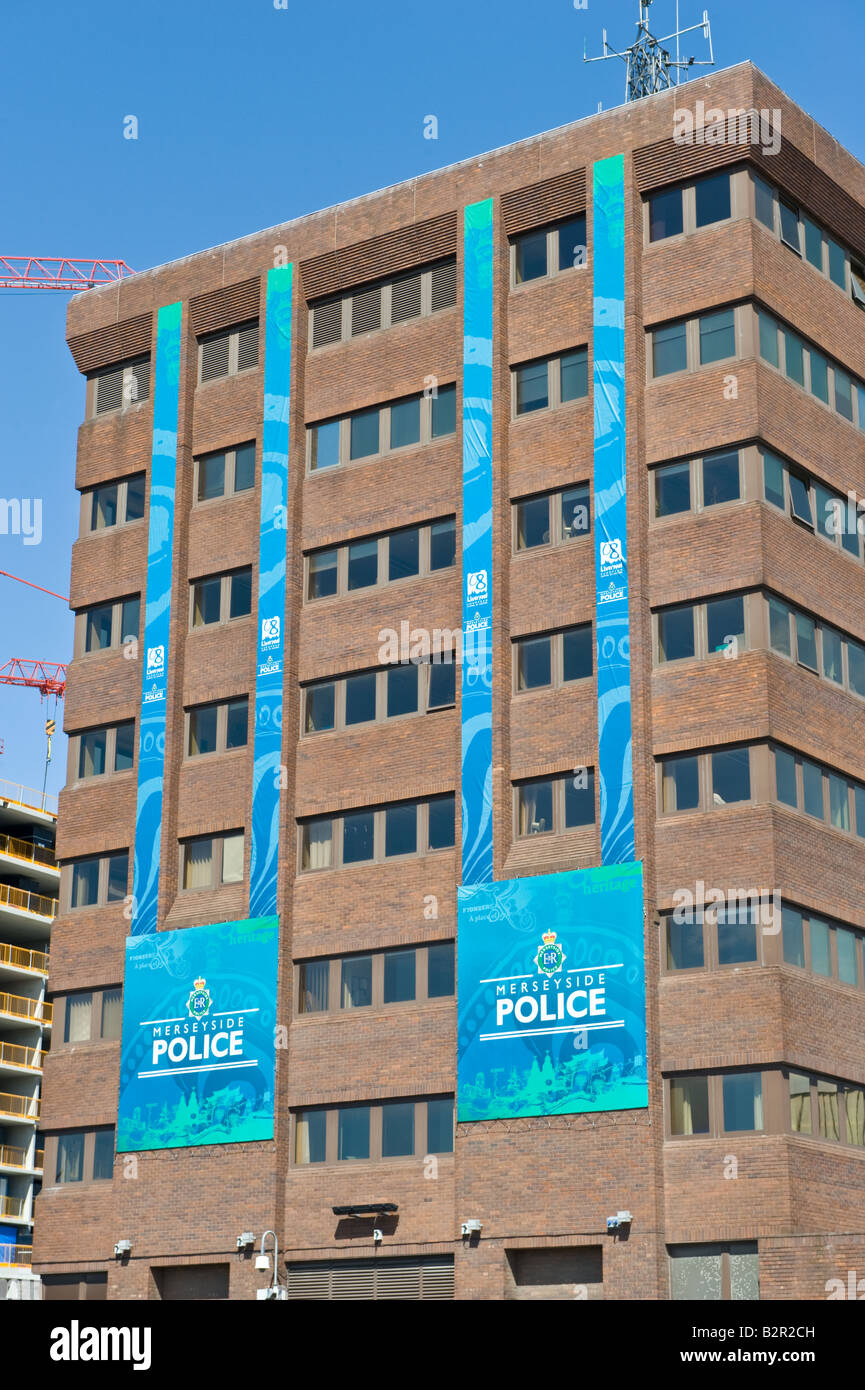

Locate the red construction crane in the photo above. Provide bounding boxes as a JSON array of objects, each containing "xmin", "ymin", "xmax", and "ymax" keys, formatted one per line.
[
  {"xmin": 0, "ymin": 660, "xmax": 67, "ymax": 700},
  {"xmin": 0, "ymin": 256, "xmax": 135, "ymax": 291}
]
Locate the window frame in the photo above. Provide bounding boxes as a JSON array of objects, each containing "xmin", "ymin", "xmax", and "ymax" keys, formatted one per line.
[
  {"xmin": 754, "ymin": 306, "xmax": 865, "ymax": 432},
  {"xmin": 80, "ymin": 473, "xmax": 147, "ymax": 536},
  {"xmin": 71, "ymin": 721, "xmax": 136, "ymax": 783},
  {"xmin": 647, "ymin": 305, "xmax": 744, "ymax": 382},
  {"xmin": 509, "ymin": 214, "xmax": 589, "ymax": 288},
  {"xmin": 193, "ymin": 442, "xmax": 257, "ymax": 505},
  {"xmin": 770, "ymin": 743, "xmax": 865, "ymax": 840},
  {"xmin": 44, "ymin": 1127, "xmax": 115, "ymax": 1187},
  {"xmin": 511, "ymin": 348, "xmax": 589, "ymax": 419},
  {"xmin": 296, "ymin": 941, "xmax": 456, "ymax": 1017},
  {"xmin": 196, "ymin": 320, "xmax": 259, "ymax": 386},
  {"xmin": 292, "ymin": 1095, "xmax": 454, "ymax": 1166},
  {"xmin": 56, "ymin": 987, "xmax": 123, "ymax": 1046},
  {"xmin": 185, "ymin": 696, "xmax": 250, "ymax": 758},
  {"xmin": 74, "ymin": 594, "xmax": 141, "ymax": 658},
  {"xmin": 511, "ymin": 483, "xmax": 591, "ymax": 554},
  {"xmin": 643, "ymin": 167, "xmax": 744, "ymax": 246},
  {"xmin": 306, "ymin": 387, "xmax": 457, "ymax": 475},
  {"xmin": 307, "ymin": 259, "xmax": 458, "ymax": 350},
  {"xmin": 512, "ymin": 625, "xmax": 594, "ymax": 693},
  {"xmin": 749, "ymin": 170, "xmax": 858, "ymax": 303},
  {"xmin": 784, "ymin": 1069, "xmax": 865, "ymax": 1148},
  {"xmin": 63, "ymin": 850, "xmax": 129, "ymax": 912},
  {"xmin": 666, "ymin": 1070, "xmax": 767, "ymax": 1139},
  {"xmin": 304, "ymin": 517, "xmax": 457, "ymax": 603},
  {"xmin": 301, "ymin": 657, "xmax": 456, "ymax": 737},
  {"xmin": 654, "ymin": 591, "xmax": 752, "ymax": 666},
  {"xmin": 298, "ymin": 795, "xmax": 456, "ymax": 873},
  {"xmin": 179, "ymin": 830, "xmax": 246, "ymax": 892},
  {"xmin": 512, "ymin": 769, "xmax": 597, "ymax": 839},
  {"xmin": 86, "ymin": 358, "xmax": 150, "ymax": 419},
  {"xmin": 657, "ymin": 745, "xmax": 759, "ymax": 816},
  {"xmin": 189, "ymin": 566, "xmax": 254, "ymax": 629},
  {"xmin": 650, "ymin": 447, "xmax": 754, "ymax": 522}
]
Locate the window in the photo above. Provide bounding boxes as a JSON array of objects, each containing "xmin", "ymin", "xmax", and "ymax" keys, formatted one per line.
[
  {"xmin": 770, "ymin": 744, "xmax": 865, "ymax": 839},
  {"xmin": 198, "ymin": 321, "xmax": 258, "ymax": 383},
  {"xmin": 300, "ymin": 795, "xmax": 455, "ymax": 871},
  {"xmin": 83, "ymin": 474, "xmax": 146, "ymax": 533},
  {"xmin": 653, "ymin": 461, "xmax": 690, "ymax": 517},
  {"xmin": 664, "ymin": 903, "xmax": 760, "ymax": 973},
  {"xmin": 195, "ymin": 442, "xmax": 255, "ymax": 502},
  {"xmin": 651, "ymin": 321, "xmax": 687, "ymax": 376},
  {"xmin": 512, "ymin": 348, "xmax": 588, "ymax": 416},
  {"xmin": 515, "ymin": 770, "xmax": 595, "ymax": 837},
  {"xmin": 187, "ymin": 698, "xmax": 248, "ymax": 755},
  {"xmin": 307, "ymin": 387, "xmax": 456, "ymax": 472},
  {"xmin": 751, "ymin": 171, "xmax": 860, "ymax": 306},
  {"xmin": 298, "ymin": 943, "xmax": 454, "ymax": 1015},
  {"xmin": 50, "ymin": 1128, "xmax": 115, "ymax": 1184},
  {"xmin": 67, "ymin": 851, "xmax": 128, "ymax": 910},
  {"xmin": 75, "ymin": 722, "xmax": 134, "ymax": 780},
  {"xmin": 787, "ymin": 1071, "xmax": 865, "ymax": 1147},
  {"xmin": 669, "ymin": 1243, "xmax": 758, "ymax": 1301},
  {"xmin": 303, "ymin": 657, "xmax": 454, "ymax": 735},
  {"xmin": 649, "ymin": 187, "xmax": 683, "ymax": 241},
  {"xmin": 651, "ymin": 447, "xmax": 746, "ymax": 520},
  {"xmin": 646, "ymin": 171, "xmax": 732, "ymax": 242},
  {"xmin": 181, "ymin": 831, "xmax": 245, "ymax": 889},
  {"xmin": 760, "ymin": 448, "xmax": 862, "ymax": 560},
  {"xmin": 668, "ymin": 1072, "xmax": 763, "ymax": 1136},
  {"xmin": 59, "ymin": 988, "xmax": 122, "ymax": 1044},
  {"xmin": 294, "ymin": 1097, "xmax": 454, "ymax": 1164},
  {"xmin": 699, "ymin": 309, "xmax": 736, "ymax": 365},
  {"xmin": 755, "ymin": 307, "xmax": 865, "ymax": 428},
  {"xmin": 306, "ymin": 518, "xmax": 454, "ymax": 601},
  {"xmin": 514, "ymin": 625, "xmax": 592, "ymax": 691},
  {"xmin": 191, "ymin": 568, "xmax": 253, "ymax": 627},
  {"xmin": 88, "ymin": 358, "xmax": 150, "ymax": 417},
  {"xmin": 660, "ymin": 747, "xmax": 754, "ymax": 814},
  {"xmin": 781, "ymin": 904, "xmax": 864, "ymax": 987},
  {"xmin": 78, "ymin": 595, "xmax": 140, "ymax": 655},
  {"xmin": 512, "ymin": 215, "xmax": 587, "ymax": 284},
  {"xmin": 513, "ymin": 484, "xmax": 590, "ymax": 551},
  {"xmin": 655, "ymin": 592, "xmax": 748, "ymax": 665},
  {"xmin": 309, "ymin": 259, "xmax": 457, "ymax": 348}
]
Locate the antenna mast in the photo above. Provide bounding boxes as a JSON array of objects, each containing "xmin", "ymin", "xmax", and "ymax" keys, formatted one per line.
[{"xmin": 584, "ymin": 0, "xmax": 714, "ymax": 103}]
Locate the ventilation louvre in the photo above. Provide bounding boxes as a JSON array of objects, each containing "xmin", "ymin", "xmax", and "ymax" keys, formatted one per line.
[
  {"xmin": 430, "ymin": 259, "xmax": 457, "ymax": 311},
  {"xmin": 390, "ymin": 271, "xmax": 422, "ymax": 324},
  {"xmin": 200, "ymin": 331, "xmax": 231, "ymax": 382},
  {"xmin": 129, "ymin": 358, "xmax": 150, "ymax": 404},
  {"xmin": 285, "ymin": 1256, "xmax": 454, "ymax": 1300},
  {"xmin": 94, "ymin": 368, "xmax": 124, "ymax": 414},
  {"xmin": 236, "ymin": 321, "xmax": 259, "ymax": 372},
  {"xmin": 350, "ymin": 286, "xmax": 382, "ymax": 336},
  {"xmin": 312, "ymin": 298, "xmax": 343, "ymax": 348}
]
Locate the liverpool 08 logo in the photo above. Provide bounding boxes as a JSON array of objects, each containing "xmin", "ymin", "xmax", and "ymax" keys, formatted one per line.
[
  {"xmin": 186, "ymin": 976, "xmax": 213, "ymax": 1021},
  {"xmin": 534, "ymin": 929, "xmax": 566, "ymax": 978}
]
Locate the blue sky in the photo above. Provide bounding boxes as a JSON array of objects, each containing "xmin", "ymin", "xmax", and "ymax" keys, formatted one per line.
[{"xmin": 0, "ymin": 0, "xmax": 860, "ymax": 801}]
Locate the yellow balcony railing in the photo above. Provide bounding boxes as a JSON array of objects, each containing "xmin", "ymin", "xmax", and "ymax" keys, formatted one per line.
[
  {"xmin": 0, "ymin": 1244, "xmax": 31, "ymax": 1268},
  {"xmin": 0, "ymin": 1041, "xmax": 44, "ymax": 1071},
  {"xmin": 0, "ymin": 992, "xmax": 52, "ymax": 1025},
  {"xmin": 0, "ymin": 1194, "xmax": 25, "ymax": 1218},
  {"xmin": 0, "ymin": 942, "xmax": 49, "ymax": 975},
  {"xmin": 0, "ymin": 1091, "xmax": 40, "ymax": 1120},
  {"xmin": 34, "ymin": 1147, "xmax": 44, "ymax": 1170},
  {"xmin": 0, "ymin": 883, "xmax": 57, "ymax": 920},
  {"xmin": 0, "ymin": 777, "xmax": 57, "ymax": 816},
  {"xmin": 0, "ymin": 832, "xmax": 56, "ymax": 871},
  {"xmin": 0, "ymin": 1143, "xmax": 27, "ymax": 1168}
]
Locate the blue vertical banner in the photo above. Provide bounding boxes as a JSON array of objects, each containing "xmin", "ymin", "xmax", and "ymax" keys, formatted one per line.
[
  {"xmin": 461, "ymin": 198, "xmax": 494, "ymax": 886},
  {"xmin": 132, "ymin": 301, "xmax": 182, "ymax": 937},
  {"xmin": 249, "ymin": 264, "xmax": 292, "ymax": 918},
  {"xmin": 592, "ymin": 156, "xmax": 635, "ymax": 864}
]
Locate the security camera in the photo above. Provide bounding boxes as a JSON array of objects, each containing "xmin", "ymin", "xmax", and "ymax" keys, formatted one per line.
[
  {"xmin": 255, "ymin": 1253, "xmax": 271, "ymax": 1272},
  {"xmin": 237, "ymin": 1232, "xmax": 255, "ymax": 1249},
  {"xmin": 373, "ymin": 1229, "xmax": 383, "ymax": 1244},
  {"xmin": 114, "ymin": 1239, "xmax": 132, "ymax": 1257},
  {"xmin": 461, "ymin": 1219, "xmax": 483, "ymax": 1237}
]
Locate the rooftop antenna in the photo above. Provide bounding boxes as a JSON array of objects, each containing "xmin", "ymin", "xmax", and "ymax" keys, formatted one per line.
[{"xmin": 584, "ymin": 0, "xmax": 714, "ymax": 103}]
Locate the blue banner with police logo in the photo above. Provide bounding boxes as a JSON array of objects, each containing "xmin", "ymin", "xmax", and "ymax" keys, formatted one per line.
[
  {"xmin": 132, "ymin": 301, "xmax": 182, "ymax": 937},
  {"xmin": 461, "ymin": 197, "xmax": 494, "ymax": 886},
  {"xmin": 117, "ymin": 916, "xmax": 278, "ymax": 1151},
  {"xmin": 250, "ymin": 265, "xmax": 292, "ymax": 918},
  {"xmin": 457, "ymin": 864, "xmax": 646, "ymax": 1121},
  {"xmin": 592, "ymin": 154, "xmax": 635, "ymax": 864}
]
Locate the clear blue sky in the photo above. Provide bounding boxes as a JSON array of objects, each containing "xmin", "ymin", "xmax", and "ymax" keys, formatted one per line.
[{"xmin": 0, "ymin": 0, "xmax": 860, "ymax": 803}]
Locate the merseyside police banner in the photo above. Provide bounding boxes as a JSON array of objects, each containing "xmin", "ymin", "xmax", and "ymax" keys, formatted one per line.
[
  {"xmin": 457, "ymin": 864, "xmax": 647, "ymax": 1121},
  {"xmin": 117, "ymin": 917, "xmax": 278, "ymax": 1152}
]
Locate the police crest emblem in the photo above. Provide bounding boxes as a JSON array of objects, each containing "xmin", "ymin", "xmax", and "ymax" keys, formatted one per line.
[
  {"xmin": 186, "ymin": 976, "xmax": 213, "ymax": 1020},
  {"xmin": 534, "ymin": 929, "xmax": 565, "ymax": 978}
]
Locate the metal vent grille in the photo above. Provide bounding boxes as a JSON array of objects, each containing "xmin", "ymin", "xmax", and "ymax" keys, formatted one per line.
[
  {"xmin": 94, "ymin": 367, "xmax": 124, "ymax": 414},
  {"xmin": 312, "ymin": 298, "xmax": 343, "ymax": 348},
  {"xmin": 350, "ymin": 286, "xmax": 382, "ymax": 336},
  {"xmin": 390, "ymin": 271, "xmax": 422, "ymax": 323},
  {"xmin": 200, "ymin": 330, "xmax": 231, "ymax": 382},
  {"xmin": 430, "ymin": 259, "xmax": 457, "ymax": 311},
  {"xmin": 236, "ymin": 321, "xmax": 259, "ymax": 372},
  {"xmin": 285, "ymin": 1255, "xmax": 454, "ymax": 1300}
]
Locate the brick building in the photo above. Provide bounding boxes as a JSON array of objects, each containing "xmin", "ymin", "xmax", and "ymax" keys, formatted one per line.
[{"xmin": 32, "ymin": 61, "xmax": 865, "ymax": 1300}]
